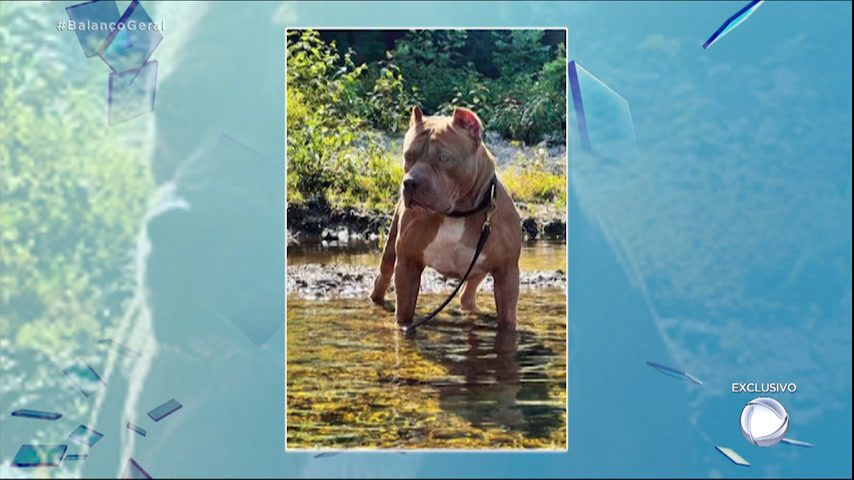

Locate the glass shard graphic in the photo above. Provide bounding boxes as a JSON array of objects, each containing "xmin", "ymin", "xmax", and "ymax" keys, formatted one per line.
[
  {"xmin": 69, "ymin": 425, "xmax": 104, "ymax": 447},
  {"xmin": 127, "ymin": 422, "xmax": 147, "ymax": 437},
  {"xmin": 646, "ymin": 361, "xmax": 703, "ymax": 385},
  {"xmin": 12, "ymin": 445, "xmax": 67, "ymax": 467},
  {"xmin": 569, "ymin": 60, "xmax": 638, "ymax": 163},
  {"xmin": 782, "ymin": 438, "xmax": 814, "ymax": 447},
  {"xmin": 63, "ymin": 360, "xmax": 107, "ymax": 397},
  {"xmin": 99, "ymin": 339, "xmax": 143, "ymax": 358},
  {"xmin": 703, "ymin": 1, "xmax": 766, "ymax": 49},
  {"xmin": 11, "ymin": 409, "xmax": 62, "ymax": 420},
  {"xmin": 122, "ymin": 458, "xmax": 152, "ymax": 479},
  {"xmin": 108, "ymin": 60, "xmax": 158, "ymax": 126},
  {"xmin": 66, "ymin": 0, "xmax": 124, "ymax": 58},
  {"xmin": 97, "ymin": 0, "xmax": 163, "ymax": 85},
  {"xmin": 148, "ymin": 398, "xmax": 182, "ymax": 422},
  {"xmin": 716, "ymin": 446, "xmax": 751, "ymax": 466}
]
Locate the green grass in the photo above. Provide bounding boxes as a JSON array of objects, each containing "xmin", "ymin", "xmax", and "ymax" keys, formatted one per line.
[
  {"xmin": 287, "ymin": 154, "xmax": 567, "ymax": 214},
  {"xmin": 501, "ymin": 166, "xmax": 567, "ymax": 209}
]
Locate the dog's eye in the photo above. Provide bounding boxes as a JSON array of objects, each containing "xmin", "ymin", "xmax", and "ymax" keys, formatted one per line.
[{"xmin": 438, "ymin": 153, "xmax": 450, "ymax": 163}]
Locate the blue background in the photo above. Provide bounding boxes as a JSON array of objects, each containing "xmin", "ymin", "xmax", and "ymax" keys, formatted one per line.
[{"xmin": 0, "ymin": 1, "xmax": 850, "ymax": 478}]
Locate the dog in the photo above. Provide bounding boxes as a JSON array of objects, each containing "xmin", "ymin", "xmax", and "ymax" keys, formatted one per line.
[{"xmin": 370, "ymin": 106, "xmax": 522, "ymax": 329}]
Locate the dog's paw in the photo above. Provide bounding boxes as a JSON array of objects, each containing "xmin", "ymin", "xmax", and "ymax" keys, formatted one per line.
[
  {"xmin": 460, "ymin": 301, "xmax": 479, "ymax": 313},
  {"xmin": 369, "ymin": 291, "xmax": 385, "ymax": 304},
  {"xmin": 370, "ymin": 297, "xmax": 394, "ymax": 312}
]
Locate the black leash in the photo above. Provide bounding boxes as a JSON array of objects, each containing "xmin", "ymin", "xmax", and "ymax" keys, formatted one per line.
[{"xmin": 402, "ymin": 176, "xmax": 497, "ymax": 333}]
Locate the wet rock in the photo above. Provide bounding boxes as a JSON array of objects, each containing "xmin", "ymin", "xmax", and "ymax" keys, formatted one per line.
[
  {"xmin": 522, "ymin": 218, "xmax": 539, "ymax": 240},
  {"xmin": 543, "ymin": 219, "xmax": 566, "ymax": 240},
  {"xmin": 337, "ymin": 227, "xmax": 349, "ymax": 243},
  {"xmin": 290, "ymin": 203, "xmax": 566, "ymax": 247},
  {"xmin": 287, "ymin": 200, "xmax": 392, "ymax": 246},
  {"xmin": 286, "ymin": 264, "xmax": 566, "ymax": 300}
]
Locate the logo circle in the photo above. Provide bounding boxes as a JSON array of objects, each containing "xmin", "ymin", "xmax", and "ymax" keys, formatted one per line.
[{"xmin": 740, "ymin": 397, "xmax": 789, "ymax": 447}]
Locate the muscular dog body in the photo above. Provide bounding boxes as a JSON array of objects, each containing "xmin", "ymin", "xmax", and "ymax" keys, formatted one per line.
[{"xmin": 370, "ymin": 106, "xmax": 522, "ymax": 329}]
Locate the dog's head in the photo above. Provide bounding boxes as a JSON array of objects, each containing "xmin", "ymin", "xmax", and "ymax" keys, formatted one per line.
[{"xmin": 401, "ymin": 106, "xmax": 490, "ymax": 214}]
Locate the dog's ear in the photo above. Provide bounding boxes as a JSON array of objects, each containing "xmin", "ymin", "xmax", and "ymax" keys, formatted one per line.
[
  {"xmin": 410, "ymin": 106, "xmax": 424, "ymax": 127},
  {"xmin": 452, "ymin": 107, "xmax": 483, "ymax": 144}
]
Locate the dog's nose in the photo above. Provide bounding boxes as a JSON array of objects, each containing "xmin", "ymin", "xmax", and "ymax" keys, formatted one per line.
[{"xmin": 403, "ymin": 176, "xmax": 420, "ymax": 191}]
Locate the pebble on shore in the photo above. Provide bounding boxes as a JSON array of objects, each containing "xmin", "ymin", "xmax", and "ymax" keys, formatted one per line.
[{"xmin": 287, "ymin": 264, "xmax": 566, "ymax": 300}]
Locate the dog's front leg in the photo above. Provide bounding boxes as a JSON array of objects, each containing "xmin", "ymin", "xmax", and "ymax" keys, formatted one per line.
[
  {"xmin": 393, "ymin": 257, "xmax": 423, "ymax": 325},
  {"xmin": 492, "ymin": 264, "xmax": 519, "ymax": 330},
  {"xmin": 370, "ymin": 208, "xmax": 400, "ymax": 304}
]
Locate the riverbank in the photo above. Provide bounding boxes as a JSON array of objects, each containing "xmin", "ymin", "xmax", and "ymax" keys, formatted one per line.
[
  {"xmin": 286, "ymin": 263, "xmax": 566, "ymax": 300},
  {"xmin": 287, "ymin": 200, "xmax": 566, "ymax": 247}
]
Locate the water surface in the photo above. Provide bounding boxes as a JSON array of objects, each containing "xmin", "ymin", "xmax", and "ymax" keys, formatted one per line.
[
  {"xmin": 287, "ymin": 241, "xmax": 567, "ymax": 273},
  {"xmin": 287, "ymin": 290, "xmax": 567, "ymax": 450}
]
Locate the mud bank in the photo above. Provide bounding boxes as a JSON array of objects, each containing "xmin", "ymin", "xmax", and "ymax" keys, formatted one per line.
[
  {"xmin": 287, "ymin": 201, "xmax": 566, "ymax": 247},
  {"xmin": 286, "ymin": 263, "xmax": 566, "ymax": 300}
]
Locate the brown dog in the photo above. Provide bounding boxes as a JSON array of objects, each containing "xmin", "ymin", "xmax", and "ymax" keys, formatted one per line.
[{"xmin": 370, "ymin": 106, "xmax": 522, "ymax": 330}]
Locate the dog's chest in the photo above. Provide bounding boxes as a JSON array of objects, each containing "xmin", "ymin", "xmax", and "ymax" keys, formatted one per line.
[{"xmin": 421, "ymin": 217, "xmax": 487, "ymax": 278}]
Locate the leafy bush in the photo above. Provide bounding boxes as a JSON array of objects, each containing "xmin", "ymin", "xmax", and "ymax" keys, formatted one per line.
[
  {"xmin": 358, "ymin": 54, "xmax": 422, "ymax": 134},
  {"xmin": 502, "ymin": 166, "xmax": 567, "ymax": 209},
  {"xmin": 491, "ymin": 30, "xmax": 552, "ymax": 80},
  {"xmin": 501, "ymin": 151, "xmax": 567, "ymax": 209},
  {"xmin": 489, "ymin": 37, "xmax": 566, "ymax": 144},
  {"xmin": 286, "ymin": 30, "xmax": 402, "ymax": 209},
  {"xmin": 0, "ymin": 3, "xmax": 154, "ymax": 354},
  {"xmin": 390, "ymin": 30, "xmax": 473, "ymax": 114},
  {"xmin": 391, "ymin": 29, "xmax": 566, "ymax": 145}
]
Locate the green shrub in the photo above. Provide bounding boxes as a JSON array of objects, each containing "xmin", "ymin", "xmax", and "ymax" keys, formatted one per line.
[
  {"xmin": 503, "ymin": 166, "xmax": 567, "ymax": 209},
  {"xmin": 491, "ymin": 30, "xmax": 552, "ymax": 80},
  {"xmin": 390, "ymin": 29, "xmax": 566, "ymax": 145},
  {"xmin": 501, "ymin": 148, "xmax": 566, "ymax": 208},
  {"xmin": 286, "ymin": 30, "xmax": 403, "ymax": 209},
  {"xmin": 359, "ymin": 54, "xmax": 422, "ymax": 134},
  {"xmin": 390, "ymin": 30, "xmax": 472, "ymax": 114},
  {"xmin": 489, "ymin": 39, "xmax": 566, "ymax": 144},
  {"xmin": 0, "ymin": 3, "xmax": 154, "ymax": 354}
]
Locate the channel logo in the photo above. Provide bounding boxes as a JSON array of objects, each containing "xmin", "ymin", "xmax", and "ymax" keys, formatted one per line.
[{"xmin": 739, "ymin": 397, "xmax": 790, "ymax": 447}]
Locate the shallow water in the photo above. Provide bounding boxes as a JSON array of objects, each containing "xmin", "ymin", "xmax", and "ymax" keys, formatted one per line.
[
  {"xmin": 286, "ymin": 289, "xmax": 567, "ymax": 450},
  {"xmin": 287, "ymin": 241, "xmax": 567, "ymax": 273}
]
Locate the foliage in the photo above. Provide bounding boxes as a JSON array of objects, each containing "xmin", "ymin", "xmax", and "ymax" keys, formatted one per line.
[
  {"xmin": 357, "ymin": 54, "xmax": 423, "ymax": 134},
  {"xmin": 500, "ymin": 152, "xmax": 567, "ymax": 209},
  {"xmin": 391, "ymin": 30, "xmax": 478, "ymax": 115},
  {"xmin": 286, "ymin": 30, "xmax": 402, "ymax": 209},
  {"xmin": 0, "ymin": 3, "xmax": 154, "ymax": 354},
  {"xmin": 391, "ymin": 29, "xmax": 566, "ymax": 144},
  {"xmin": 286, "ymin": 29, "xmax": 567, "ymax": 209},
  {"xmin": 489, "ymin": 38, "xmax": 567, "ymax": 145}
]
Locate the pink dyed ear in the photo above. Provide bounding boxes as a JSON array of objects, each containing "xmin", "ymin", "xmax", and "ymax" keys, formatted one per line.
[
  {"xmin": 410, "ymin": 106, "xmax": 424, "ymax": 126},
  {"xmin": 452, "ymin": 107, "xmax": 483, "ymax": 142}
]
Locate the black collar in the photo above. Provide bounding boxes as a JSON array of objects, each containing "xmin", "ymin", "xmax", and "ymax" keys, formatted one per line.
[{"xmin": 446, "ymin": 175, "xmax": 497, "ymax": 218}]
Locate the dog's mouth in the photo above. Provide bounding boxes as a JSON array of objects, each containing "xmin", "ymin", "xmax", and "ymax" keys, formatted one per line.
[
  {"xmin": 404, "ymin": 197, "xmax": 429, "ymax": 210},
  {"xmin": 403, "ymin": 190, "xmax": 433, "ymax": 211}
]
